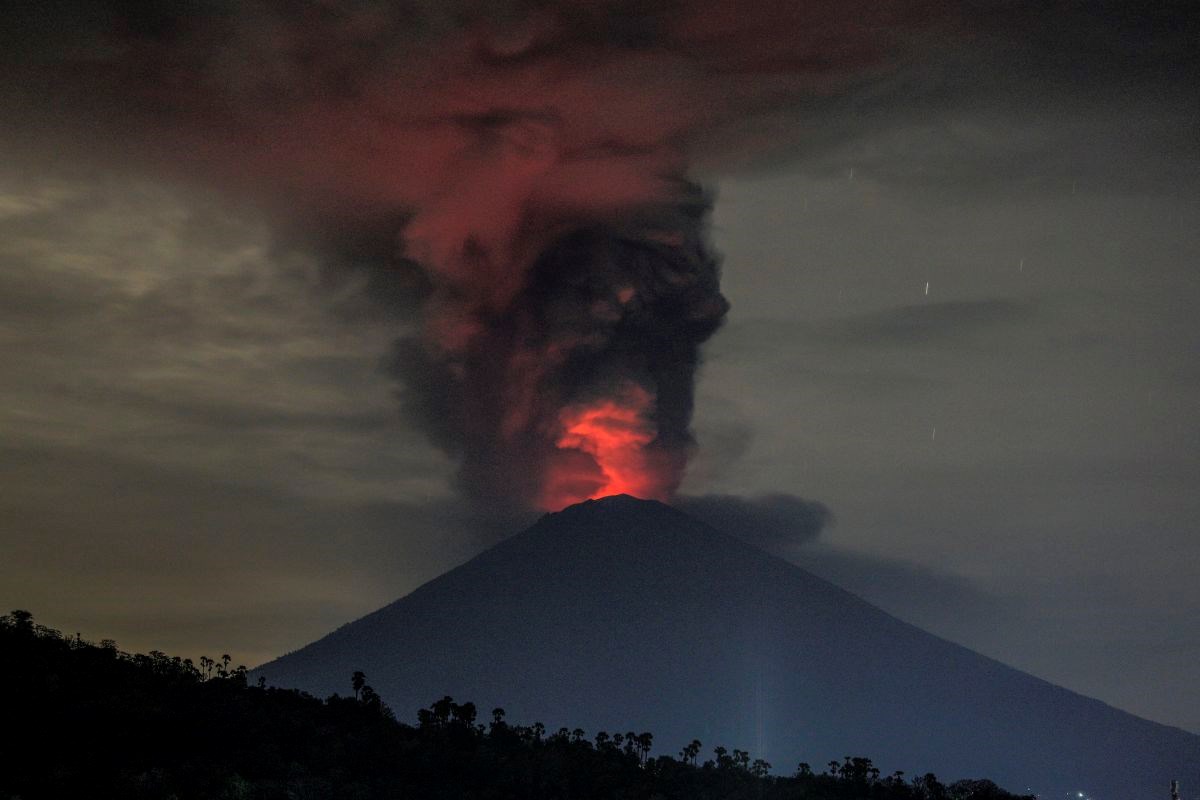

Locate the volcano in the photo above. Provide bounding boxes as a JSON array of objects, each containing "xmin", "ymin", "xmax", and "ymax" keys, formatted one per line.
[{"xmin": 255, "ymin": 495, "xmax": 1197, "ymax": 796}]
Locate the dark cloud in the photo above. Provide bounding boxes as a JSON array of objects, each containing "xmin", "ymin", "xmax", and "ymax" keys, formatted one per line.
[
  {"xmin": 674, "ymin": 492, "xmax": 833, "ymax": 551},
  {"xmin": 12, "ymin": 0, "xmax": 1191, "ymax": 520},
  {"xmin": 695, "ymin": 2, "xmax": 1200, "ymax": 197},
  {"xmin": 673, "ymin": 492, "xmax": 1020, "ymax": 658},
  {"xmin": 0, "ymin": 0, "xmax": 957, "ymax": 514},
  {"xmin": 712, "ymin": 299, "xmax": 1036, "ymax": 362},
  {"xmin": 389, "ymin": 197, "xmax": 728, "ymax": 513},
  {"xmin": 826, "ymin": 299, "xmax": 1035, "ymax": 347}
]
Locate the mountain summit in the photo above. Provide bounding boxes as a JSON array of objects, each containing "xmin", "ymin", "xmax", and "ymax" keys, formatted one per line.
[{"xmin": 256, "ymin": 495, "xmax": 1197, "ymax": 795}]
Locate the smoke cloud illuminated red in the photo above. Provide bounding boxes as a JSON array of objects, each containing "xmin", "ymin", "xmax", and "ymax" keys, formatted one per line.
[
  {"xmin": 2, "ymin": 1, "xmax": 955, "ymax": 518},
  {"xmin": 540, "ymin": 383, "xmax": 673, "ymax": 511}
]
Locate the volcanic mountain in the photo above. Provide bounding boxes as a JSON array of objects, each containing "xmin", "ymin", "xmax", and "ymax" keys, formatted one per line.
[{"xmin": 256, "ymin": 495, "xmax": 1198, "ymax": 796}]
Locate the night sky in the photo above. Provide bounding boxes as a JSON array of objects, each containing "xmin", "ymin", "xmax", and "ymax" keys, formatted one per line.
[{"xmin": 2, "ymin": 2, "xmax": 1198, "ymax": 734}]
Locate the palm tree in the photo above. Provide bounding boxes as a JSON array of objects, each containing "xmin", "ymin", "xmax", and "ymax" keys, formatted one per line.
[
  {"xmin": 8, "ymin": 609, "xmax": 34, "ymax": 634},
  {"xmin": 635, "ymin": 732, "xmax": 653, "ymax": 765},
  {"xmin": 451, "ymin": 701, "xmax": 477, "ymax": 726}
]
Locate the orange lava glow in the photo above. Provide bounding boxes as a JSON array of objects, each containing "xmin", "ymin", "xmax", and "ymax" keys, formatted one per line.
[{"xmin": 538, "ymin": 384, "xmax": 674, "ymax": 511}]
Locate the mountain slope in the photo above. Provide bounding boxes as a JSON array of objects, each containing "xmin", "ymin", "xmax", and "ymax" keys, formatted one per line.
[{"xmin": 255, "ymin": 495, "xmax": 1198, "ymax": 796}]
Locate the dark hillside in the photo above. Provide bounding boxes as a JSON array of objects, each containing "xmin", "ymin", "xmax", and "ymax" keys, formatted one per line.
[
  {"xmin": 1, "ymin": 610, "xmax": 1033, "ymax": 800},
  {"xmin": 257, "ymin": 495, "xmax": 1200, "ymax": 798}
]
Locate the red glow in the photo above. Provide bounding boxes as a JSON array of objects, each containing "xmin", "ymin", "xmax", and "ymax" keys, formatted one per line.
[{"xmin": 538, "ymin": 384, "xmax": 675, "ymax": 510}]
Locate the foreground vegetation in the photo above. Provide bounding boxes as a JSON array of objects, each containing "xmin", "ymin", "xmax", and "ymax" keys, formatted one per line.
[{"xmin": 1, "ymin": 611, "xmax": 1034, "ymax": 800}]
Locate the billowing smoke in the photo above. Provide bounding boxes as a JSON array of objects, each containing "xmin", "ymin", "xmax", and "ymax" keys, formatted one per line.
[
  {"xmin": 2, "ymin": 1, "xmax": 951, "ymax": 514},
  {"xmin": 391, "ymin": 188, "xmax": 727, "ymax": 511},
  {"xmin": 674, "ymin": 493, "xmax": 833, "ymax": 552}
]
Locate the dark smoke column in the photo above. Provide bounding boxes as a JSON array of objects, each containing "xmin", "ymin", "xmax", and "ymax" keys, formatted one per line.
[{"xmin": 394, "ymin": 186, "xmax": 728, "ymax": 513}]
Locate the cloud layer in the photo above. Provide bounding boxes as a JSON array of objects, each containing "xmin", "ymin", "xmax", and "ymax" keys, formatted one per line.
[{"xmin": 2, "ymin": 0, "xmax": 957, "ymax": 513}]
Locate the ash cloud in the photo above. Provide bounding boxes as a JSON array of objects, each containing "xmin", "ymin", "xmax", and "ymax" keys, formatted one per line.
[
  {"xmin": 674, "ymin": 492, "xmax": 1020, "ymax": 645},
  {"xmin": 675, "ymin": 493, "xmax": 833, "ymax": 551},
  {"xmin": 390, "ymin": 192, "xmax": 727, "ymax": 511},
  {"xmin": 1, "ymin": 0, "xmax": 953, "ymax": 512}
]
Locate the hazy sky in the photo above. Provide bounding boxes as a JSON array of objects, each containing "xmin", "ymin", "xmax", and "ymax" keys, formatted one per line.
[{"xmin": 2, "ymin": 2, "xmax": 1198, "ymax": 732}]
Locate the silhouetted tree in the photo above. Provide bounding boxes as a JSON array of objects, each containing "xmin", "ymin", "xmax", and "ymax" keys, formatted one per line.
[
  {"xmin": 8, "ymin": 609, "xmax": 33, "ymax": 634},
  {"xmin": 0, "ymin": 608, "xmax": 1041, "ymax": 800},
  {"xmin": 914, "ymin": 772, "xmax": 950, "ymax": 800},
  {"xmin": 452, "ymin": 700, "xmax": 477, "ymax": 727},
  {"xmin": 635, "ymin": 732, "xmax": 653, "ymax": 765}
]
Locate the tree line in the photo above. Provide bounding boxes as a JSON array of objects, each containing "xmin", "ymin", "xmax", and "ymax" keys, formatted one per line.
[{"xmin": 0, "ymin": 610, "xmax": 1035, "ymax": 800}]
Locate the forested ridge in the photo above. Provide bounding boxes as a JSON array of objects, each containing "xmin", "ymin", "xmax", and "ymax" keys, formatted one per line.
[{"xmin": 0, "ymin": 610, "xmax": 1035, "ymax": 800}]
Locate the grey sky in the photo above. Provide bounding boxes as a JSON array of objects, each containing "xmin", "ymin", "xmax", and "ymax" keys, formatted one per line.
[
  {"xmin": 696, "ymin": 169, "xmax": 1200, "ymax": 731},
  {"xmin": 1, "ymin": 1, "xmax": 1197, "ymax": 733}
]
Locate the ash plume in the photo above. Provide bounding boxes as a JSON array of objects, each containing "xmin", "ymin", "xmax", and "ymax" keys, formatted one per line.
[
  {"xmin": 1, "ymin": 0, "xmax": 953, "ymax": 513},
  {"xmin": 674, "ymin": 493, "xmax": 833, "ymax": 553},
  {"xmin": 391, "ymin": 190, "xmax": 727, "ymax": 511}
]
